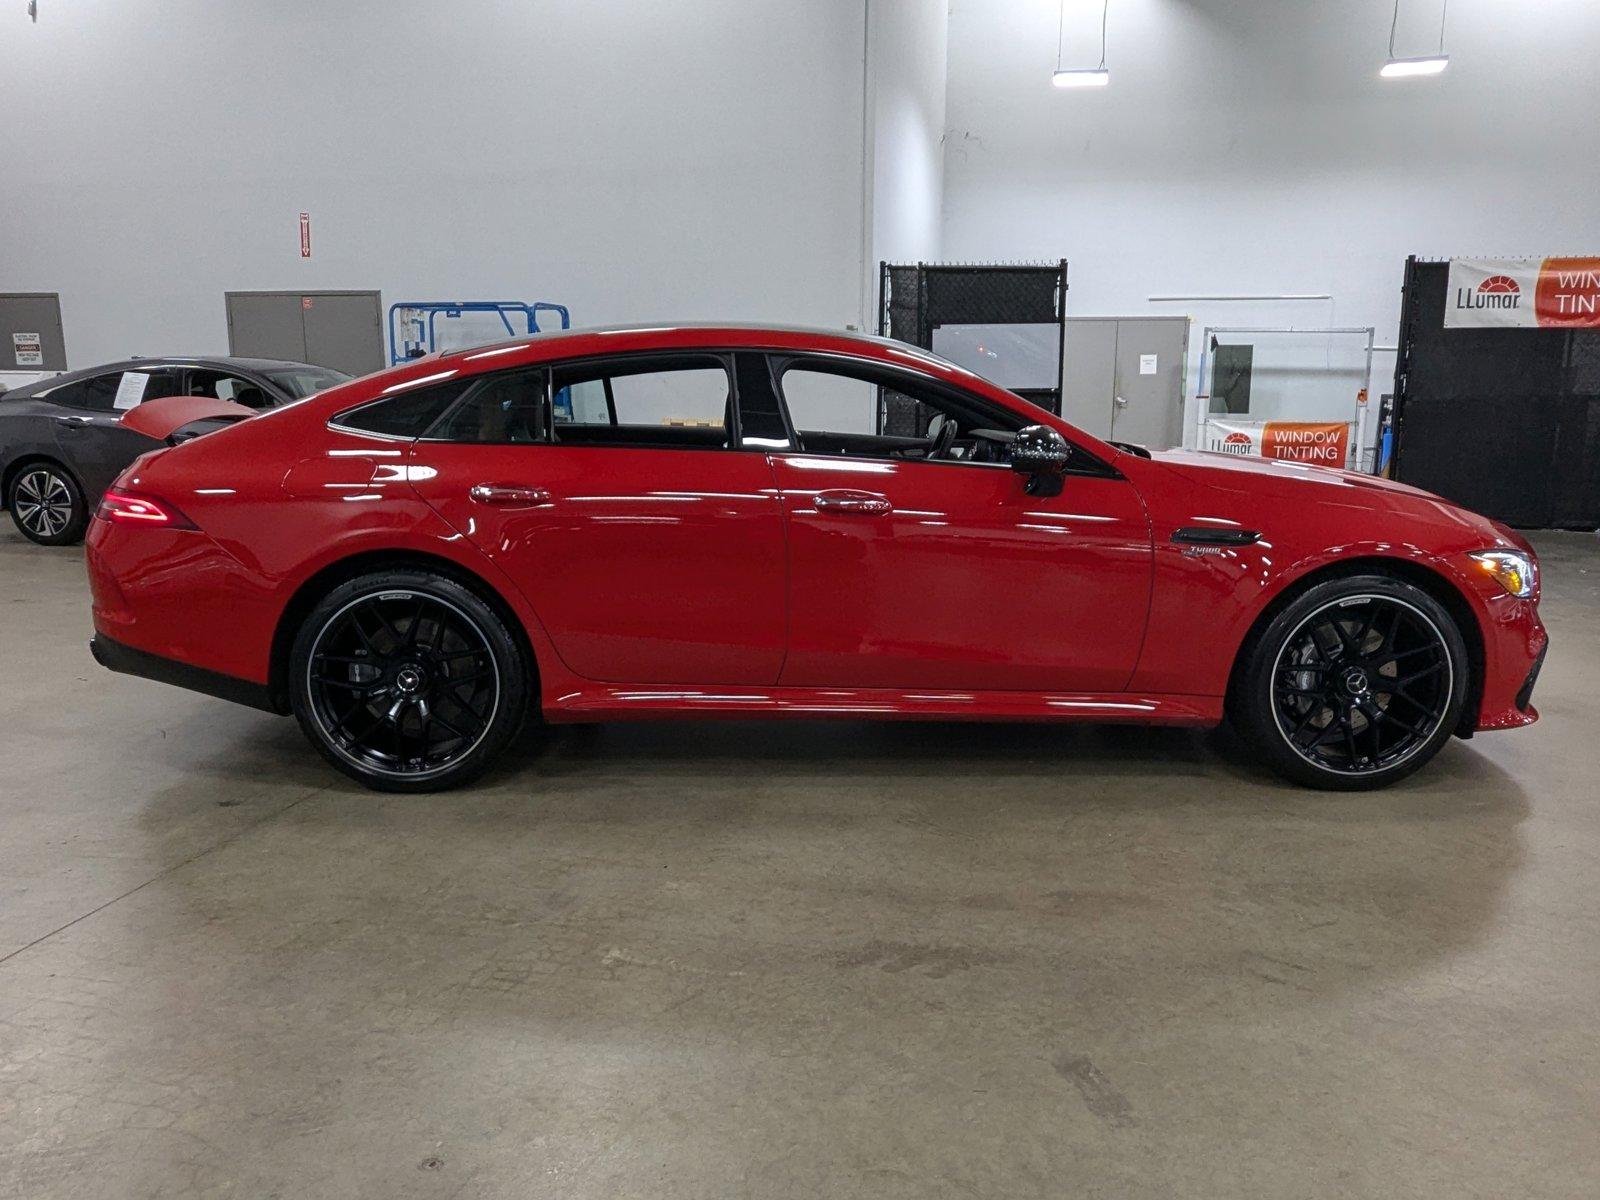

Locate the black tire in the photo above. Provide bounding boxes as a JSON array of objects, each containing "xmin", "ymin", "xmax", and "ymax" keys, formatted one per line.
[
  {"xmin": 289, "ymin": 570, "xmax": 531, "ymax": 793},
  {"xmin": 7, "ymin": 462, "xmax": 88, "ymax": 546},
  {"xmin": 1230, "ymin": 573, "xmax": 1470, "ymax": 791}
]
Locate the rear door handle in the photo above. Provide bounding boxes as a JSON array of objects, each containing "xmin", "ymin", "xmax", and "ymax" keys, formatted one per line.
[
  {"xmin": 469, "ymin": 483, "xmax": 552, "ymax": 507},
  {"xmin": 813, "ymin": 489, "xmax": 892, "ymax": 516},
  {"xmin": 56, "ymin": 414, "xmax": 94, "ymax": 429}
]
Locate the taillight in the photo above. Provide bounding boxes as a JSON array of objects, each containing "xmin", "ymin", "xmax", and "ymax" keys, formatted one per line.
[{"xmin": 95, "ymin": 489, "xmax": 198, "ymax": 530}]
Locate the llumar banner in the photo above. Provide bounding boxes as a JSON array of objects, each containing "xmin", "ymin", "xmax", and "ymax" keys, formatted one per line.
[
  {"xmin": 1205, "ymin": 419, "xmax": 1351, "ymax": 468},
  {"xmin": 1444, "ymin": 257, "xmax": 1600, "ymax": 329}
]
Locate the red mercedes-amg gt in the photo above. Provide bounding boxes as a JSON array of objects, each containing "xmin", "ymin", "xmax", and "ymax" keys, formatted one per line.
[{"xmin": 85, "ymin": 325, "xmax": 1546, "ymax": 792}]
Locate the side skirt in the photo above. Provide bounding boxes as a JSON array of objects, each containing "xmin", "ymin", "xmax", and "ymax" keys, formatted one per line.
[{"xmin": 544, "ymin": 684, "xmax": 1223, "ymax": 726}]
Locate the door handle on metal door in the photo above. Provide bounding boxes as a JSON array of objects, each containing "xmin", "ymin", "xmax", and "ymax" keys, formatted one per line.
[
  {"xmin": 55, "ymin": 415, "xmax": 93, "ymax": 429},
  {"xmin": 1114, "ymin": 395, "xmax": 1128, "ymax": 408},
  {"xmin": 813, "ymin": 489, "xmax": 892, "ymax": 516},
  {"xmin": 469, "ymin": 483, "xmax": 552, "ymax": 507}
]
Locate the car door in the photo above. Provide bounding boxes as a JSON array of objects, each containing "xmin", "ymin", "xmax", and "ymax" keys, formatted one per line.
[
  {"xmin": 764, "ymin": 354, "xmax": 1154, "ymax": 693},
  {"xmin": 403, "ymin": 354, "xmax": 788, "ymax": 686},
  {"xmin": 52, "ymin": 366, "xmax": 182, "ymax": 497}
]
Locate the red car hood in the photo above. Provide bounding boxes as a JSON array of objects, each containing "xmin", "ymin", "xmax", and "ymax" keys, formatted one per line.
[
  {"xmin": 119, "ymin": 395, "xmax": 256, "ymax": 442},
  {"xmin": 1141, "ymin": 448, "xmax": 1531, "ymax": 553}
]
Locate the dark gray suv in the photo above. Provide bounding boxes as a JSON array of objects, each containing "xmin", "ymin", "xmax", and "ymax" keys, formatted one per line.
[{"xmin": 0, "ymin": 356, "xmax": 348, "ymax": 544}]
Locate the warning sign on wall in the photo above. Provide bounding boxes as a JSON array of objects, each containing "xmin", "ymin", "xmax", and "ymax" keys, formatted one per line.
[
  {"xmin": 12, "ymin": 332, "xmax": 43, "ymax": 367},
  {"xmin": 1444, "ymin": 257, "xmax": 1600, "ymax": 329},
  {"xmin": 1206, "ymin": 419, "xmax": 1351, "ymax": 468}
]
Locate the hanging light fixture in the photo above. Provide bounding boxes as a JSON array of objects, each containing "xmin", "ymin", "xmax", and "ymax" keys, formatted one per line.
[
  {"xmin": 1382, "ymin": 0, "xmax": 1449, "ymax": 77},
  {"xmin": 1053, "ymin": 0, "xmax": 1110, "ymax": 88}
]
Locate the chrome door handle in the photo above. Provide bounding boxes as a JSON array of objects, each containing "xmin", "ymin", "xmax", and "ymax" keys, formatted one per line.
[
  {"xmin": 1114, "ymin": 395, "xmax": 1128, "ymax": 408},
  {"xmin": 56, "ymin": 414, "xmax": 94, "ymax": 428},
  {"xmin": 813, "ymin": 489, "xmax": 892, "ymax": 516},
  {"xmin": 469, "ymin": 483, "xmax": 552, "ymax": 507}
]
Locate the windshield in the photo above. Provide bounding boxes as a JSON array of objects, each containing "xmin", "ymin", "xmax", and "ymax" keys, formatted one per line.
[{"xmin": 262, "ymin": 366, "xmax": 351, "ymax": 400}]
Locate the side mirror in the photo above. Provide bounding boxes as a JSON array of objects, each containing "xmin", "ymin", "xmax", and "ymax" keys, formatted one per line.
[{"xmin": 1010, "ymin": 424, "xmax": 1071, "ymax": 496}]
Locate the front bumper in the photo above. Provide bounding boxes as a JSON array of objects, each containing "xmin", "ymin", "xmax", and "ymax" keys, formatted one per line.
[{"xmin": 1471, "ymin": 594, "xmax": 1547, "ymax": 731}]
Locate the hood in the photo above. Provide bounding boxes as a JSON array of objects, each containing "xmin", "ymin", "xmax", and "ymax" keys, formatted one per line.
[
  {"xmin": 1147, "ymin": 447, "xmax": 1432, "ymax": 499},
  {"xmin": 1140, "ymin": 448, "xmax": 1523, "ymax": 554},
  {"xmin": 118, "ymin": 395, "xmax": 256, "ymax": 442}
]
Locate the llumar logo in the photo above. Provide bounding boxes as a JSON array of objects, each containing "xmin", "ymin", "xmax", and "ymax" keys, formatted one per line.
[
  {"xmin": 1218, "ymin": 431, "xmax": 1252, "ymax": 455},
  {"xmin": 1456, "ymin": 273, "xmax": 1521, "ymax": 312}
]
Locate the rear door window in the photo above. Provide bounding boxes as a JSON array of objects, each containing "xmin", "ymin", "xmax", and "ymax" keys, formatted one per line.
[{"xmin": 549, "ymin": 354, "xmax": 732, "ymax": 449}]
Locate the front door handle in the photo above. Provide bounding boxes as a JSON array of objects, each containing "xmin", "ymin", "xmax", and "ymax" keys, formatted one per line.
[
  {"xmin": 1114, "ymin": 395, "xmax": 1128, "ymax": 408},
  {"xmin": 813, "ymin": 489, "xmax": 892, "ymax": 516},
  {"xmin": 56, "ymin": 414, "xmax": 94, "ymax": 429},
  {"xmin": 469, "ymin": 483, "xmax": 552, "ymax": 507}
]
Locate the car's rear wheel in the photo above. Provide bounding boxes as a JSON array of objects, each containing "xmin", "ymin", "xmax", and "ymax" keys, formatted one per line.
[
  {"xmin": 289, "ymin": 570, "xmax": 530, "ymax": 792},
  {"xmin": 1231, "ymin": 574, "xmax": 1470, "ymax": 790},
  {"xmin": 8, "ymin": 463, "xmax": 87, "ymax": 546}
]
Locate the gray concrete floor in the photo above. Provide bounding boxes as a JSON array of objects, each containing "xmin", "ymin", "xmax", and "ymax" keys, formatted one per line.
[{"xmin": 0, "ymin": 524, "xmax": 1597, "ymax": 1199}]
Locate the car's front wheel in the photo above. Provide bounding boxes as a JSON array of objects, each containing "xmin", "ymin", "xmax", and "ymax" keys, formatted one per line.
[
  {"xmin": 289, "ymin": 570, "xmax": 531, "ymax": 792},
  {"xmin": 7, "ymin": 463, "xmax": 88, "ymax": 545},
  {"xmin": 1231, "ymin": 574, "xmax": 1470, "ymax": 790}
]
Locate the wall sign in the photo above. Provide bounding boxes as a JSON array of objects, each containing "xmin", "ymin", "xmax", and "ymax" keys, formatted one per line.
[
  {"xmin": 12, "ymin": 332, "xmax": 43, "ymax": 366},
  {"xmin": 1138, "ymin": 353, "xmax": 1158, "ymax": 375},
  {"xmin": 300, "ymin": 212, "xmax": 312, "ymax": 258},
  {"xmin": 1444, "ymin": 256, "xmax": 1600, "ymax": 329},
  {"xmin": 1206, "ymin": 418, "xmax": 1351, "ymax": 468}
]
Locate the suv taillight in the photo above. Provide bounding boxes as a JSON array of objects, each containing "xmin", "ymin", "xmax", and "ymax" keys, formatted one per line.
[{"xmin": 95, "ymin": 489, "xmax": 197, "ymax": 530}]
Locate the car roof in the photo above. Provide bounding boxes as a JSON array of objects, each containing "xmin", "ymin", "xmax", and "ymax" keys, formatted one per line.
[{"xmin": 1, "ymin": 356, "xmax": 339, "ymax": 400}]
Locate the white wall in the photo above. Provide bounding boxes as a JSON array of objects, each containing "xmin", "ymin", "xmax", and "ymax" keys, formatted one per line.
[
  {"xmin": 0, "ymin": 0, "xmax": 870, "ymax": 367},
  {"xmin": 941, "ymin": 0, "xmax": 1600, "ymax": 444},
  {"xmin": 867, "ymin": 0, "xmax": 949, "ymax": 277}
]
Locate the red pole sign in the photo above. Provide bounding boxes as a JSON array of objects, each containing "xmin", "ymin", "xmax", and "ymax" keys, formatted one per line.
[{"xmin": 299, "ymin": 212, "xmax": 311, "ymax": 259}]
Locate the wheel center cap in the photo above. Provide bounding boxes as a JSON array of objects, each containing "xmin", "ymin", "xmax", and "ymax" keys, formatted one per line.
[
  {"xmin": 394, "ymin": 664, "xmax": 426, "ymax": 694},
  {"xmin": 1340, "ymin": 667, "xmax": 1370, "ymax": 696}
]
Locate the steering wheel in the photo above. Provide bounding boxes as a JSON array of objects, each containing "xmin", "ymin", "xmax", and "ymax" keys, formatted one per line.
[{"xmin": 927, "ymin": 416, "xmax": 959, "ymax": 461}]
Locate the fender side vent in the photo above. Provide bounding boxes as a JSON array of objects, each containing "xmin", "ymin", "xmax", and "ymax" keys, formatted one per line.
[{"xmin": 1171, "ymin": 527, "xmax": 1261, "ymax": 546}]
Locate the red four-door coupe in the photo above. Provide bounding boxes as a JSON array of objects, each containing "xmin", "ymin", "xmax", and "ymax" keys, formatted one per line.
[{"xmin": 84, "ymin": 325, "xmax": 1546, "ymax": 792}]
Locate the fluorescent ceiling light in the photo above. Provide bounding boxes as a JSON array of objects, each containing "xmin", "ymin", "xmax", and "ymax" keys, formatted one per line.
[
  {"xmin": 1052, "ymin": 68, "xmax": 1110, "ymax": 88},
  {"xmin": 1380, "ymin": 54, "xmax": 1448, "ymax": 77}
]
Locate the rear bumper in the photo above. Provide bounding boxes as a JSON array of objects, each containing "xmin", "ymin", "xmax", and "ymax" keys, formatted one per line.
[{"xmin": 90, "ymin": 633, "xmax": 282, "ymax": 714}]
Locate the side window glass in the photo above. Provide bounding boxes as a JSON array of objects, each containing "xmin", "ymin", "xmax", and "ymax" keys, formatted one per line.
[
  {"xmin": 550, "ymin": 356, "xmax": 731, "ymax": 449},
  {"xmin": 78, "ymin": 373, "xmax": 123, "ymax": 412},
  {"xmin": 332, "ymin": 378, "xmax": 473, "ymax": 438},
  {"xmin": 776, "ymin": 360, "xmax": 1022, "ymax": 465},
  {"xmin": 432, "ymin": 370, "xmax": 548, "ymax": 444},
  {"xmin": 187, "ymin": 370, "xmax": 272, "ymax": 409}
]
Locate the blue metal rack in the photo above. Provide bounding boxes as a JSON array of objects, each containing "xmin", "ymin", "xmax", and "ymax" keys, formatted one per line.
[{"xmin": 388, "ymin": 300, "xmax": 571, "ymax": 366}]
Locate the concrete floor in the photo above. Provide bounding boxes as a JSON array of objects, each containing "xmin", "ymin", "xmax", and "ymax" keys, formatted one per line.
[{"xmin": 0, "ymin": 525, "xmax": 1596, "ymax": 1199}]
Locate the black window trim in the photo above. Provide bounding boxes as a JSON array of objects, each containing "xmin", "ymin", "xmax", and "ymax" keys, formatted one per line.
[
  {"xmin": 766, "ymin": 350, "xmax": 1122, "ymax": 479},
  {"xmin": 407, "ymin": 350, "xmax": 748, "ymax": 451}
]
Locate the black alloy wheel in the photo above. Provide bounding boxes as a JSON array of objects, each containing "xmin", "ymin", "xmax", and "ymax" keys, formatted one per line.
[
  {"xmin": 290, "ymin": 571, "xmax": 529, "ymax": 792},
  {"xmin": 8, "ymin": 464, "xmax": 87, "ymax": 545},
  {"xmin": 1232, "ymin": 575, "xmax": 1469, "ymax": 790}
]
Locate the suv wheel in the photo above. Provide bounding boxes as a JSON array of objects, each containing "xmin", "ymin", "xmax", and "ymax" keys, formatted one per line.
[
  {"xmin": 1231, "ymin": 574, "xmax": 1470, "ymax": 790},
  {"xmin": 289, "ymin": 570, "xmax": 530, "ymax": 792}
]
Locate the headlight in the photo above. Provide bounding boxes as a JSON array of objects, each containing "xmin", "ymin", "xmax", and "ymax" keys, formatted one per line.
[{"xmin": 1468, "ymin": 550, "xmax": 1537, "ymax": 598}]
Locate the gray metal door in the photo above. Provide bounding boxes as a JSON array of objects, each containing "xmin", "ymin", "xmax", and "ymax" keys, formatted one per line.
[
  {"xmin": 1060, "ymin": 318, "xmax": 1119, "ymax": 440},
  {"xmin": 226, "ymin": 293, "xmax": 306, "ymax": 361},
  {"xmin": 1109, "ymin": 317, "xmax": 1188, "ymax": 448},
  {"xmin": 226, "ymin": 291, "xmax": 383, "ymax": 375},
  {"xmin": 302, "ymin": 292, "xmax": 384, "ymax": 376},
  {"xmin": 0, "ymin": 293, "xmax": 68, "ymax": 371}
]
